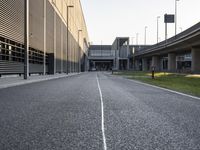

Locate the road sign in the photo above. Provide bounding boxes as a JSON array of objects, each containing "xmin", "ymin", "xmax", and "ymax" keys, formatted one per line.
[{"xmin": 164, "ymin": 14, "xmax": 175, "ymax": 23}]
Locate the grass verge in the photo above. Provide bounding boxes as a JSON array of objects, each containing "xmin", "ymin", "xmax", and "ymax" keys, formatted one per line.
[{"xmin": 114, "ymin": 71, "xmax": 200, "ymax": 97}]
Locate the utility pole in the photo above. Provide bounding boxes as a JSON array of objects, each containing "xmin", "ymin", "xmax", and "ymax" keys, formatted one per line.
[
  {"xmin": 136, "ymin": 33, "xmax": 139, "ymax": 45},
  {"xmin": 131, "ymin": 37, "xmax": 134, "ymax": 45},
  {"xmin": 144, "ymin": 26, "xmax": 147, "ymax": 45}
]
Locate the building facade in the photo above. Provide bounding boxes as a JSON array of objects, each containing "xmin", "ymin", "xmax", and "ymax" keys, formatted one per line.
[
  {"xmin": 0, "ymin": 0, "xmax": 89, "ymax": 76},
  {"xmin": 88, "ymin": 37, "xmax": 149, "ymax": 71}
]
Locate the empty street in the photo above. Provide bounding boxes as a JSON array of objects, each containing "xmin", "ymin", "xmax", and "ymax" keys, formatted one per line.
[{"xmin": 0, "ymin": 72, "xmax": 200, "ymax": 150}]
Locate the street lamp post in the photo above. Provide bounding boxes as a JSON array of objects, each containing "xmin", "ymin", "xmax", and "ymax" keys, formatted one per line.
[
  {"xmin": 144, "ymin": 26, "xmax": 147, "ymax": 45},
  {"xmin": 24, "ymin": 0, "xmax": 29, "ymax": 79},
  {"xmin": 175, "ymin": 0, "xmax": 180, "ymax": 36},
  {"xmin": 66, "ymin": 5, "xmax": 74, "ymax": 74},
  {"xmin": 78, "ymin": 29, "xmax": 82, "ymax": 73},
  {"xmin": 136, "ymin": 33, "xmax": 139, "ymax": 45},
  {"xmin": 131, "ymin": 37, "xmax": 135, "ymax": 45},
  {"xmin": 157, "ymin": 16, "xmax": 160, "ymax": 44},
  {"xmin": 179, "ymin": 27, "xmax": 182, "ymax": 32}
]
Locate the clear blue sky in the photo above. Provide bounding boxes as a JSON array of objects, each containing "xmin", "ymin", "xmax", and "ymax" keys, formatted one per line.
[{"xmin": 81, "ymin": 0, "xmax": 200, "ymax": 45}]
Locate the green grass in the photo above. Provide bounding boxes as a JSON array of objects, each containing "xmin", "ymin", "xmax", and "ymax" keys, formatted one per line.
[{"xmin": 114, "ymin": 71, "xmax": 200, "ymax": 97}]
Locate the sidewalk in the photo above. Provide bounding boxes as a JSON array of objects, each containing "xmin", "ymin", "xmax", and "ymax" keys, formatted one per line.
[{"xmin": 0, "ymin": 73, "xmax": 80, "ymax": 89}]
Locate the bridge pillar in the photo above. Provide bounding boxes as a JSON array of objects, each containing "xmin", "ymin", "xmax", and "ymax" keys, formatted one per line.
[
  {"xmin": 142, "ymin": 58, "xmax": 148, "ymax": 71},
  {"xmin": 152, "ymin": 56, "xmax": 160, "ymax": 71},
  {"xmin": 127, "ymin": 59, "xmax": 130, "ymax": 70},
  {"xmin": 86, "ymin": 58, "xmax": 89, "ymax": 71},
  {"xmin": 168, "ymin": 53, "xmax": 176, "ymax": 72},
  {"xmin": 134, "ymin": 59, "xmax": 140, "ymax": 71},
  {"xmin": 192, "ymin": 47, "xmax": 200, "ymax": 73},
  {"xmin": 127, "ymin": 40, "xmax": 130, "ymax": 70},
  {"xmin": 116, "ymin": 58, "xmax": 119, "ymax": 70}
]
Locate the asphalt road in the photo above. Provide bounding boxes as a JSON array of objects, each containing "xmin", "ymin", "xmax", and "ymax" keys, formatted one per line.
[{"xmin": 0, "ymin": 72, "xmax": 200, "ymax": 150}]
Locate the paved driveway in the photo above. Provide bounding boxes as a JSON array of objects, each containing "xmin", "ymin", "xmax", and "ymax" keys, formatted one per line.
[{"xmin": 0, "ymin": 72, "xmax": 200, "ymax": 150}]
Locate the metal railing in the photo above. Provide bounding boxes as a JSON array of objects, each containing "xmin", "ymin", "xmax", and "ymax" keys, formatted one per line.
[{"xmin": 89, "ymin": 50, "xmax": 115, "ymax": 57}]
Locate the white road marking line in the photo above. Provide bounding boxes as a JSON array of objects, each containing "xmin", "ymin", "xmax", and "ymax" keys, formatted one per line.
[
  {"xmin": 96, "ymin": 74, "xmax": 107, "ymax": 150},
  {"xmin": 124, "ymin": 77, "xmax": 200, "ymax": 100}
]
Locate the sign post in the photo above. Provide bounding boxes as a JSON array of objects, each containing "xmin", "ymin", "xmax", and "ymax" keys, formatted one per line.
[{"xmin": 164, "ymin": 14, "xmax": 175, "ymax": 42}]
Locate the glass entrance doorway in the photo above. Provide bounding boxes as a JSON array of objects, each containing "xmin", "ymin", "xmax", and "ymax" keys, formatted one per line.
[{"xmin": 89, "ymin": 60, "xmax": 113, "ymax": 71}]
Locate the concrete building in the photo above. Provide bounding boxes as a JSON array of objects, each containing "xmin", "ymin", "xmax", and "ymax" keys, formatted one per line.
[
  {"xmin": 88, "ymin": 45, "xmax": 114, "ymax": 71},
  {"xmin": 0, "ymin": 0, "xmax": 89, "ymax": 76},
  {"xmin": 88, "ymin": 37, "xmax": 150, "ymax": 71},
  {"xmin": 134, "ymin": 22, "xmax": 200, "ymax": 73}
]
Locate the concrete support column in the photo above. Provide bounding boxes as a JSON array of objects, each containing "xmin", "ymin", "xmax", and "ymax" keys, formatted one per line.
[
  {"xmin": 127, "ymin": 40, "xmax": 130, "ymax": 70},
  {"xmin": 152, "ymin": 56, "xmax": 160, "ymax": 71},
  {"xmin": 134, "ymin": 59, "xmax": 140, "ymax": 71},
  {"xmin": 115, "ymin": 50, "xmax": 119, "ymax": 70},
  {"xmin": 142, "ymin": 58, "xmax": 148, "ymax": 71},
  {"xmin": 116, "ymin": 39, "xmax": 120, "ymax": 70},
  {"xmin": 192, "ymin": 47, "xmax": 200, "ymax": 73},
  {"xmin": 112, "ymin": 59, "xmax": 115, "ymax": 69},
  {"xmin": 87, "ymin": 60, "xmax": 89, "ymax": 71},
  {"xmin": 168, "ymin": 53, "xmax": 176, "ymax": 72}
]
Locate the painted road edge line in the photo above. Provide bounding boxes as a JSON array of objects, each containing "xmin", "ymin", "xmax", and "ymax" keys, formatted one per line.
[
  {"xmin": 96, "ymin": 74, "xmax": 107, "ymax": 150},
  {"xmin": 123, "ymin": 77, "xmax": 200, "ymax": 100}
]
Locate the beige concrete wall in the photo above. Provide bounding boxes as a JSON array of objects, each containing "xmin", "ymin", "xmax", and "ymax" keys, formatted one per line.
[
  {"xmin": 48, "ymin": 0, "xmax": 89, "ymax": 51},
  {"xmin": 47, "ymin": 0, "xmax": 89, "ymax": 72}
]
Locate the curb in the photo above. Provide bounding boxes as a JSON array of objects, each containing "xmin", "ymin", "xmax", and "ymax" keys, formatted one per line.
[
  {"xmin": 0, "ymin": 73, "xmax": 81, "ymax": 90},
  {"xmin": 112, "ymin": 74, "xmax": 200, "ymax": 100}
]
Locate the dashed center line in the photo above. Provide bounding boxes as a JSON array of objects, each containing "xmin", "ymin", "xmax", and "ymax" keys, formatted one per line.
[{"xmin": 96, "ymin": 74, "xmax": 107, "ymax": 150}]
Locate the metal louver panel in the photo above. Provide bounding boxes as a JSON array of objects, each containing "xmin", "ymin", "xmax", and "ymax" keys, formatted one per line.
[
  {"xmin": 0, "ymin": 0, "xmax": 24, "ymax": 43},
  {"xmin": 0, "ymin": 60, "xmax": 23, "ymax": 74}
]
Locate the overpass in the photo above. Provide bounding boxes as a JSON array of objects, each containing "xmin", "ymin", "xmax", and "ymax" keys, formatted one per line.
[{"xmin": 134, "ymin": 22, "xmax": 200, "ymax": 73}]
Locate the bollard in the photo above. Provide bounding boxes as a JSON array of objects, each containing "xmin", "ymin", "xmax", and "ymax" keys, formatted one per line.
[{"xmin": 152, "ymin": 66, "xmax": 155, "ymax": 79}]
